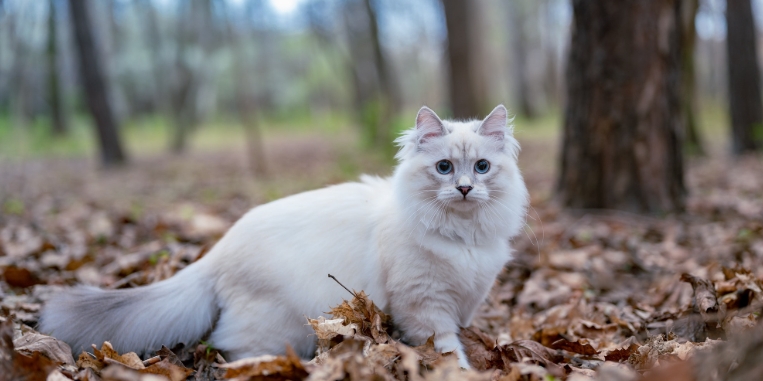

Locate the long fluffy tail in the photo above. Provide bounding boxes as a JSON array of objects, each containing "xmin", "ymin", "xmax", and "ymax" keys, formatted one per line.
[{"xmin": 38, "ymin": 261, "xmax": 217, "ymax": 356}]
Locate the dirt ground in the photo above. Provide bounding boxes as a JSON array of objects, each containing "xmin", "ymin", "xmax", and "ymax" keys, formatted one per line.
[{"xmin": 1, "ymin": 133, "xmax": 763, "ymax": 380}]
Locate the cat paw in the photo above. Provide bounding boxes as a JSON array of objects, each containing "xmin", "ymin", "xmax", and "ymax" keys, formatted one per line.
[{"xmin": 457, "ymin": 353, "xmax": 472, "ymax": 370}]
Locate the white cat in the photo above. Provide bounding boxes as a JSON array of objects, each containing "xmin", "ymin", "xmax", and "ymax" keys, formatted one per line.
[{"xmin": 39, "ymin": 105, "xmax": 528, "ymax": 369}]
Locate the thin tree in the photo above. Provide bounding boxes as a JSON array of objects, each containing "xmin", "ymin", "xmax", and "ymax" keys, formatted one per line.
[
  {"xmin": 726, "ymin": 0, "xmax": 763, "ymax": 154},
  {"xmin": 169, "ymin": 0, "xmax": 217, "ymax": 154},
  {"xmin": 507, "ymin": 0, "xmax": 537, "ymax": 119},
  {"xmin": 363, "ymin": 0, "xmax": 400, "ymax": 147},
  {"xmin": 441, "ymin": 0, "xmax": 488, "ymax": 119},
  {"xmin": 48, "ymin": 0, "xmax": 67, "ymax": 136},
  {"xmin": 68, "ymin": 0, "xmax": 127, "ymax": 166},
  {"xmin": 223, "ymin": 1, "xmax": 267, "ymax": 177},
  {"xmin": 340, "ymin": 0, "xmax": 400, "ymax": 149},
  {"xmin": 557, "ymin": 0, "xmax": 685, "ymax": 214},
  {"xmin": 680, "ymin": 0, "xmax": 704, "ymax": 155}
]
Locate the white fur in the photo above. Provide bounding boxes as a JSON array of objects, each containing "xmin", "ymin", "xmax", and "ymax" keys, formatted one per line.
[{"xmin": 39, "ymin": 105, "xmax": 528, "ymax": 369}]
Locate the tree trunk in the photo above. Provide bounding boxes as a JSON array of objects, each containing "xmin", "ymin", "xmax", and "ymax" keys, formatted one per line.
[
  {"xmin": 169, "ymin": 0, "xmax": 215, "ymax": 155},
  {"xmin": 507, "ymin": 0, "xmax": 537, "ymax": 119},
  {"xmin": 726, "ymin": 0, "xmax": 763, "ymax": 154},
  {"xmin": 680, "ymin": 0, "xmax": 703, "ymax": 155},
  {"xmin": 68, "ymin": 0, "xmax": 127, "ymax": 166},
  {"xmin": 557, "ymin": 0, "xmax": 685, "ymax": 214},
  {"xmin": 441, "ymin": 0, "xmax": 487, "ymax": 119},
  {"xmin": 363, "ymin": 0, "xmax": 400, "ymax": 148},
  {"xmin": 48, "ymin": 0, "xmax": 67, "ymax": 136},
  {"xmin": 225, "ymin": 1, "xmax": 267, "ymax": 177},
  {"xmin": 342, "ymin": 0, "xmax": 388, "ymax": 147}
]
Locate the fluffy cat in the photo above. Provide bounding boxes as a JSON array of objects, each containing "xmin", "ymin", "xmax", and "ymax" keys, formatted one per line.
[{"xmin": 39, "ymin": 105, "xmax": 528, "ymax": 369}]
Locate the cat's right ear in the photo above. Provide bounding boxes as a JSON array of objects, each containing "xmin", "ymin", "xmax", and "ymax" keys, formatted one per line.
[{"xmin": 415, "ymin": 106, "xmax": 445, "ymax": 145}]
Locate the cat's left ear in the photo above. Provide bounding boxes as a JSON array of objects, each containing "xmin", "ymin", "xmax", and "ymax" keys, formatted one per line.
[{"xmin": 477, "ymin": 105, "xmax": 509, "ymax": 140}]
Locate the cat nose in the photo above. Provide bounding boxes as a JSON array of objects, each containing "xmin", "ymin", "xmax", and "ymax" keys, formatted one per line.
[{"xmin": 457, "ymin": 185, "xmax": 473, "ymax": 196}]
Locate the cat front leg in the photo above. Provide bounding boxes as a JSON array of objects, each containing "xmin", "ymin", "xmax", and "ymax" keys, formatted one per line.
[
  {"xmin": 392, "ymin": 309, "xmax": 472, "ymax": 369},
  {"xmin": 433, "ymin": 331, "xmax": 471, "ymax": 369}
]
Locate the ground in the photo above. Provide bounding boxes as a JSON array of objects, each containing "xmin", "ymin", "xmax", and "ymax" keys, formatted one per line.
[{"xmin": 1, "ymin": 119, "xmax": 762, "ymax": 380}]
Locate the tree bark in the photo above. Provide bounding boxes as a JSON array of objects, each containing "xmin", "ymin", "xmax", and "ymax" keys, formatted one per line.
[
  {"xmin": 341, "ymin": 0, "xmax": 394, "ymax": 148},
  {"xmin": 557, "ymin": 0, "xmax": 685, "ymax": 214},
  {"xmin": 726, "ymin": 0, "xmax": 763, "ymax": 154},
  {"xmin": 507, "ymin": 0, "xmax": 538, "ymax": 119},
  {"xmin": 363, "ymin": 0, "xmax": 400, "ymax": 147},
  {"xmin": 441, "ymin": 0, "xmax": 487, "ymax": 119},
  {"xmin": 48, "ymin": 0, "xmax": 67, "ymax": 136},
  {"xmin": 68, "ymin": 0, "xmax": 127, "ymax": 166},
  {"xmin": 680, "ymin": 0, "xmax": 703, "ymax": 155}
]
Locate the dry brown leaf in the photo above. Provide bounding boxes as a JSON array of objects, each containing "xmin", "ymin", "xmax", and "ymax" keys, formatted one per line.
[
  {"xmin": 78, "ymin": 351, "xmax": 106, "ymax": 371},
  {"xmin": 413, "ymin": 334, "xmax": 450, "ymax": 369},
  {"xmin": 603, "ymin": 343, "xmax": 640, "ymax": 362},
  {"xmin": 140, "ymin": 358, "xmax": 194, "ymax": 381},
  {"xmin": 77, "ymin": 367, "xmax": 103, "ymax": 381},
  {"xmin": 3, "ymin": 265, "xmax": 43, "ymax": 288},
  {"xmin": 219, "ymin": 344, "xmax": 308, "ymax": 380},
  {"xmin": 328, "ymin": 290, "xmax": 391, "ymax": 342},
  {"xmin": 92, "ymin": 342, "xmax": 145, "ymax": 370},
  {"xmin": 550, "ymin": 337, "xmax": 598, "ymax": 356},
  {"xmin": 498, "ymin": 340, "xmax": 565, "ymax": 377},
  {"xmin": 13, "ymin": 332, "xmax": 75, "ymax": 365},
  {"xmin": 307, "ymin": 316, "xmax": 358, "ymax": 340},
  {"xmin": 0, "ymin": 319, "xmax": 57, "ymax": 381},
  {"xmin": 459, "ymin": 326, "xmax": 501, "ymax": 371},
  {"xmin": 100, "ymin": 364, "xmax": 167, "ymax": 381}
]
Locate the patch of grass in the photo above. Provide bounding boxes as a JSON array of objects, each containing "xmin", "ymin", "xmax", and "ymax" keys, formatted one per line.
[{"xmin": 3, "ymin": 198, "xmax": 25, "ymax": 215}]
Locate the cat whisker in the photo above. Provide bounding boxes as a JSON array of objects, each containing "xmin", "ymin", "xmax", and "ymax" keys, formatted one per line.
[
  {"xmin": 529, "ymin": 205, "xmax": 545, "ymax": 244},
  {"xmin": 523, "ymin": 223, "xmax": 541, "ymax": 260},
  {"xmin": 406, "ymin": 197, "xmax": 440, "ymax": 240}
]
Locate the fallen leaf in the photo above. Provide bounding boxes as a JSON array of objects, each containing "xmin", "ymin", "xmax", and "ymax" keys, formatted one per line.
[
  {"xmin": 0, "ymin": 319, "xmax": 57, "ymax": 381},
  {"xmin": 550, "ymin": 337, "xmax": 598, "ymax": 356},
  {"xmin": 13, "ymin": 332, "xmax": 75, "ymax": 365},
  {"xmin": 93, "ymin": 342, "xmax": 145, "ymax": 370},
  {"xmin": 3, "ymin": 266, "xmax": 43, "ymax": 288},
  {"xmin": 219, "ymin": 344, "xmax": 308, "ymax": 380},
  {"xmin": 140, "ymin": 358, "xmax": 194, "ymax": 381}
]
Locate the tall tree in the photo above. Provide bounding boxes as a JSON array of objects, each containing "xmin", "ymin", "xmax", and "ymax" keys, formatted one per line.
[
  {"xmin": 680, "ymin": 0, "xmax": 703, "ymax": 155},
  {"xmin": 169, "ymin": 0, "xmax": 217, "ymax": 154},
  {"xmin": 441, "ymin": 0, "xmax": 488, "ymax": 119},
  {"xmin": 48, "ymin": 0, "xmax": 67, "ymax": 136},
  {"xmin": 726, "ymin": 0, "xmax": 763, "ymax": 154},
  {"xmin": 341, "ymin": 0, "xmax": 400, "ymax": 149},
  {"xmin": 223, "ymin": 1, "xmax": 267, "ymax": 177},
  {"xmin": 68, "ymin": 0, "xmax": 127, "ymax": 166},
  {"xmin": 507, "ymin": 0, "xmax": 538, "ymax": 119},
  {"xmin": 557, "ymin": 0, "xmax": 685, "ymax": 214}
]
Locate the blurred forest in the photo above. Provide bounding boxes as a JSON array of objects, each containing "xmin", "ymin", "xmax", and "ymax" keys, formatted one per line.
[
  {"xmin": 0, "ymin": 0, "xmax": 753, "ymax": 163},
  {"xmin": 2, "ymin": 0, "xmax": 763, "ymax": 380}
]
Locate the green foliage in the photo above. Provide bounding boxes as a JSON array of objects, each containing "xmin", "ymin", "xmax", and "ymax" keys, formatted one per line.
[
  {"xmin": 149, "ymin": 250, "xmax": 170, "ymax": 265},
  {"xmin": 3, "ymin": 198, "xmax": 25, "ymax": 215}
]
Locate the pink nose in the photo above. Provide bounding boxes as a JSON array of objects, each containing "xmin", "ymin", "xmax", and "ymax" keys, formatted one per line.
[{"xmin": 457, "ymin": 186, "xmax": 473, "ymax": 196}]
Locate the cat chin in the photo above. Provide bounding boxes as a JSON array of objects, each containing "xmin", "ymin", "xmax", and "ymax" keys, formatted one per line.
[{"xmin": 444, "ymin": 197, "xmax": 482, "ymax": 213}]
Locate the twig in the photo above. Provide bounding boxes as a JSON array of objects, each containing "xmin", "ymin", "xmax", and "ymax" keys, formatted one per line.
[
  {"xmin": 143, "ymin": 355, "xmax": 161, "ymax": 367},
  {"xmin": 328, "ymin": 274, "xmax": 356, "ymax": 297}
]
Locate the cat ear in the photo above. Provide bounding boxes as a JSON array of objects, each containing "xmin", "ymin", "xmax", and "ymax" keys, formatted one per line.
[
  {"xmin": 477, "ymin": 105, "xmax": 509, "ymax": 140},
  {"xmin": 415, "ymin": 106, "xmax": 445, "ymax": 145}
]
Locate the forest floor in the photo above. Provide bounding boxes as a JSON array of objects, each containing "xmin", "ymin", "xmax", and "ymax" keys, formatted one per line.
[{"xmin": 1, "ymin": 129, "xmax": 762, "ymax": 381}]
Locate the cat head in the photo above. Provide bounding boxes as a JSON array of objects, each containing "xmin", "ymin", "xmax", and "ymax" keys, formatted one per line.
[{"xmin": 393, "ymin": 105, "xmax": 527, "ymax": 241}]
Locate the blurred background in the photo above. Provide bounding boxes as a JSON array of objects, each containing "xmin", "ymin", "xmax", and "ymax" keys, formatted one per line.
[{"xmin": 0, "ymin": 0, "xmax": 760, "ymax": 211}]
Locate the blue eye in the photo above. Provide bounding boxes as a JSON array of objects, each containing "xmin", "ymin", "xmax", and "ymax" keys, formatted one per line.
[
  {"xmin": 474, "ymin": 159, "xmax": 490, "ymax": 174},
  {"xmin": 436, "ymin": 160, "xmax": 453, "ymax": 174}
]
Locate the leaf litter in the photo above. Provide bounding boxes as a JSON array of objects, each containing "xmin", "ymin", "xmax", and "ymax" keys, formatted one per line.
[{"xmin": 1, "ymin": 148, "xmax": 763, "ymax": 380}]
